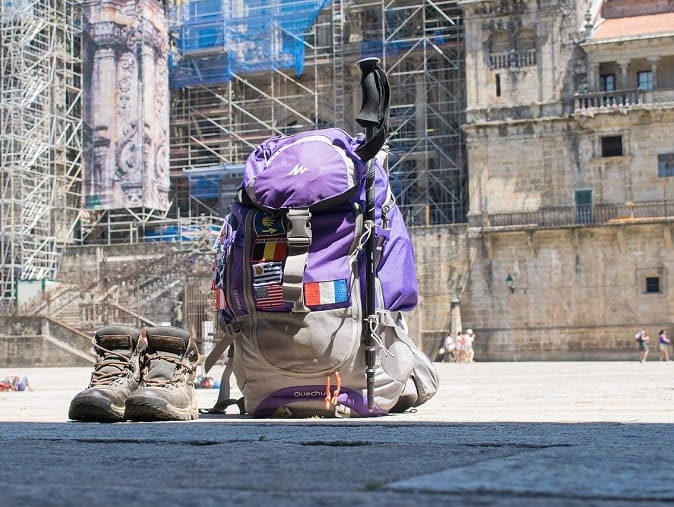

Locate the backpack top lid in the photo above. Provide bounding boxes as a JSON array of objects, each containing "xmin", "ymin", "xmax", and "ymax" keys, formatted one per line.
[{"xmin": 243, "ymin": 128, "xmax": 366, "ymax": 212}]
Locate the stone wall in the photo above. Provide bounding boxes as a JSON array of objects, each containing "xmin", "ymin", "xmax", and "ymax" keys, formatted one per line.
[
  {"xmin": 461, "ymin": 223, "xmax": 674, "ymax": 360},
  {"xmin": 0, "ymin": 317, "xmax": 93, "ymax": 367},
  {"xmin": 7, "ymin": 221, "xmax": 665, "ymax": 364},
  {"xmin": 406, "ymin": 224, "xmax": 470, "ymax": 354}
]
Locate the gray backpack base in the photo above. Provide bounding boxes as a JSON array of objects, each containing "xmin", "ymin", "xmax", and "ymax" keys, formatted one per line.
[{"xmin": 208, "ymin": 310, "xmax": 438, "ymax": 418}]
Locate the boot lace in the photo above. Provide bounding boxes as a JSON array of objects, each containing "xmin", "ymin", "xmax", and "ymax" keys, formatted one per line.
[
  {"xmin": 141, "ymin": 353, "xmax": 194, "ymax": 387},
  {"xmin": 90, "ymin": 343, "xmax": 133, "ymax": 386}
]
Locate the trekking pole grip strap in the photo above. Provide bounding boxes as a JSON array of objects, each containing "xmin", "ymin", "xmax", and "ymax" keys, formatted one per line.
[{"xmin": 355, "ymin": 58, "xmax": 390, "ymax": 162}]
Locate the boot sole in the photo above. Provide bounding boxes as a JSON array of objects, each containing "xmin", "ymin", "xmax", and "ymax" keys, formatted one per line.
[
  {"xmin": 125, "ymin": 396, "xmax": 198, "ymax": 422},
  {"xmin": 69, "ymin": 397, "xmax": 126, "ymax": 423}
]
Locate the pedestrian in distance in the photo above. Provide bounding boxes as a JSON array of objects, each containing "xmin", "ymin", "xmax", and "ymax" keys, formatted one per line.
[
  {"xmin": 465, "ymin": 329, "xmax": 476, "ymax": 362},
  {"xmin": 635, "ymin": 329, "xmax": 649, "ymax": 362},
  {"xmin": 441, "ymin": 333, "xmax": 456, "ymax": 362},
  {"xmin": 658, "ymin": 329, "xmax": 671, "ymax": 361},
  {"xmin": 455, "ymin": 330, "xmax": 466, "ymax": 363}
]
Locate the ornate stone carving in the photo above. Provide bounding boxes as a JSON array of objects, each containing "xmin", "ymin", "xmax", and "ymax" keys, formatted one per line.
[
  {"xmin": 476, "ymin": 0, "xmax": 527, "ymax": 16},
  {"xmin": 82, "ymin": 0, "xmax": 170, "ymax": 211}
]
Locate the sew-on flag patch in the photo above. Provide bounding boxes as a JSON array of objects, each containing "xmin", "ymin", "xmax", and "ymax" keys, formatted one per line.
[
  {"xmin": 253, "ymin": 262, "xmax": 283, "ymax": 286},
  {"xmin": 214, "ymin": 288, "xmax": 227, "ymax": 310},
  {"xmin": 254, "ymin": 284, "xmax": 284, "ymax": 309},
  {"xmin": 304, "ymin": 279, "xmax": 348, "ymax": 306},
  {"xmin": 254, "ymin": 211, "xmax": 285, "ymax": 237},
  {"xmin": 251, "ymin": 240, "xmax": 288, "ymax": 262}
]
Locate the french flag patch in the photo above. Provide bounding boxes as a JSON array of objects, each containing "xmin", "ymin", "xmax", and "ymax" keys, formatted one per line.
[{"xmin": 304, "ymin": 279, "xmax": 349, "ymax": 306}]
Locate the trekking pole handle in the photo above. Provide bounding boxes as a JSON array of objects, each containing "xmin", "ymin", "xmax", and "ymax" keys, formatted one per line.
[
  {"xmin": 356, "ymin": 57, "xmax": 383, "ymax": 129},
  {"xmin": 355, "ymin": 58, "xmax": 390, "ymax": 162}
]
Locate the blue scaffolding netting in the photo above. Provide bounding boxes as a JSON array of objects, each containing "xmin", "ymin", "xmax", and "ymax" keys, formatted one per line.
[
  {"xmin": 169, "ymin": 0, "xmax": 330, "ymax": 88},
  {"xmin": 183, "ymin": 164, "xmax": 244, "ymax": 201}
]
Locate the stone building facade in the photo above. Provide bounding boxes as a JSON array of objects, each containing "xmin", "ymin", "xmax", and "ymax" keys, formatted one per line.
[{"xmin": 459, "ymin": 0, "xmax": 674, "ymax": 359}]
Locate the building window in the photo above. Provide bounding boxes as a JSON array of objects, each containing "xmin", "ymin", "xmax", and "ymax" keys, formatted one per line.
[
  {"xmin": 637, "ymin": 71, "xmax": 653, "ymax": 90},
  {"xmin": 637, "ymin": 268, "xmax": 665, "ymax": 295},
  {"xmin": 575, "ymin": 189, "xmax": 592, "ymax": 224},
  {"xmin": 646, "ymin": 276, "xmax": 660, "ymax": 294},
  {"xmin": 601, "ymin": 136, "xmax": 623, "ymax": 157},
  {"xmin": 495, "ymin": 74, "xmax": 501, "ymax": 97},
  {"xmin": 487, "ymin": 29, "xmax": 536, "ymax": 69},
  {"xmin": 658, "ymin": 153, "xmax": 674, "ymax": 177},
  {"xmin": 600, "ymin": 74, "xmax": 615, "ymax": 91}
]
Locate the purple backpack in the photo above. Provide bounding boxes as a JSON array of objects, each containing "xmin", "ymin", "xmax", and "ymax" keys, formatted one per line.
[{"xmin": 208, "ymin": 127, "xmax": 438, "ymax": 417}]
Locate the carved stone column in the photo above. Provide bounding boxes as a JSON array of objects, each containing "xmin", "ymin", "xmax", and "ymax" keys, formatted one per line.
[
  {"xmin": 82, "ymin": 0, "xmax": 169, "ymax": 211},
  {"xmin": 587, "ymin": 62, "xmax": 599, "ymax": 92},
  {"xmin": 618, "ymin": 60, "xmax": 630, "ymax": 89}
]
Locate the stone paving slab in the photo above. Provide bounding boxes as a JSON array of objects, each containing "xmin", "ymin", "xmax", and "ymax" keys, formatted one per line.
[{"xmin": 1, "ymin": 362, "xmax": 674, "ymax": 506}]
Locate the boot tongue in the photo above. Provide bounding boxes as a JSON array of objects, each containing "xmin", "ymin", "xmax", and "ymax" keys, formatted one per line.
[
  {"xmin": 145, "ymin": 334, "xmax": 187, "ymax": 383},
  {"xmin": 94, "ymin": 334, "xmax": 135, "ymax": 376}
]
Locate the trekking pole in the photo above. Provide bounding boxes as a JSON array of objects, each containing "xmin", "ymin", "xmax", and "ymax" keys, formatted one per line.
[{"xmin": 355, "ymin": 57, "xmax": 390, "ymax": 411}]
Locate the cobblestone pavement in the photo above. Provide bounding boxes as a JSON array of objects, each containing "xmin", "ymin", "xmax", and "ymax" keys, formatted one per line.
[{"xmin": 1, "ymin": 361, "xmax": 673, "ymax": 506}]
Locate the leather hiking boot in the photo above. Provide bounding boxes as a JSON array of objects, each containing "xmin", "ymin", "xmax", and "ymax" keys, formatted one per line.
[
  {"xmin": 125, "ymin": 327, "xmax": 200, "ymax": 421},
  {"xmin": 68, "ymin": 326, "xmax": 145, "ymax": 422}
]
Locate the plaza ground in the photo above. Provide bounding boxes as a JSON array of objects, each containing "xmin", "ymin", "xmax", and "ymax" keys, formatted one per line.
[{"xmin": 1, "ymin": 361, "xmax": 673, "ymax": 506}]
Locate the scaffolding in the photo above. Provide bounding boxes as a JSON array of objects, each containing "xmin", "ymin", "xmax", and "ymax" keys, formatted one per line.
[
  {"xmin": 381, "ymin": 0, "xmax": 466, "ymax": 225},
  {"xmin": 0, "ymin": 0, "xmax": 467, "ymax": 305},
  {"xmin": 168, "ymin": 0, "xmax": 334, "ymax": 175},
  {"xmin": 167, "ymin": 0, "xmax": 466, "ymax": 226},
  {"xmin": 0, "ymin": 0, "xmax": 82, "ymax": 303}
]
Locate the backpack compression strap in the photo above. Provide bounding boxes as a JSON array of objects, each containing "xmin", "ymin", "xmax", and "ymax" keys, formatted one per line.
[{"xmin": 282, "ymin": 208, "xmax": 311, "ymax": 313}]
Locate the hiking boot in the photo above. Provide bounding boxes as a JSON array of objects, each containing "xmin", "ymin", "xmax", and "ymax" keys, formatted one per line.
[
  {"xmin": 124, "ymin": 326, "xmax": 200, "ymax": 421},
  {"xmin": 68, "ymin": 326, "xmax": 144, "ymax": 422}
]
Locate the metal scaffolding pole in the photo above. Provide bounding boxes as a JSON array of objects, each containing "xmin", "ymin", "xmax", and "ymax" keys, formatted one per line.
[{"xmin": 0, "ymin": 0, "xmax": 82, "ymax": 304}]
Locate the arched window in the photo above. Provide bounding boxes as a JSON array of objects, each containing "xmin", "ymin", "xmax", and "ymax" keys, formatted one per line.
[
  {"xmin": 488, "ymin": 31, "xmax": 510, "ymax": 69},
  {"xmin": 515, "ymin": 29, "xmax": 535, "ymax": 51},
  {"xmin": 489, "ymin": 30, "xmax": 510, "ymax": 53},
  {"xmin": 514, "ymin": 29, "xmax": 536, "ymax": 67}
]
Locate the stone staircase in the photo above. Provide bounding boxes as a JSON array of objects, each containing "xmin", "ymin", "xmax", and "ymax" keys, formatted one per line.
[{"xmin": 3, "ymin": 242, "xmax": 214, "ymax": 366}]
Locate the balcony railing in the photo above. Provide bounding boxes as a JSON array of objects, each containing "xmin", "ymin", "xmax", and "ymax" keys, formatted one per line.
[
  {"xmin": 487, "ymin": 49, "xmax": 537, "ymax": 70},
  {"xmin": 574, "ymin": 88, "xmax": 644, "ymax": 111},
  {"xmin": 480, "ymin": 201, "xmax": 674, "ymax": 229}
]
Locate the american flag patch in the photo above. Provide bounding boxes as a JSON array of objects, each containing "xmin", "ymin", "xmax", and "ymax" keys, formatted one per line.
[
  {"xmin": 251, "ymin": 240, "xmax": 288, "ymax": 262},
  {"xmin": 304, "ymin": 279, "xmax": 349, "ymax": 306},
  {"xmin": 253, "ymin": 262, "xmax": 283, "ymax": 286},
  {"xmin": 254, "ymin": 284, "xmax": 284, "ymax": 309}
]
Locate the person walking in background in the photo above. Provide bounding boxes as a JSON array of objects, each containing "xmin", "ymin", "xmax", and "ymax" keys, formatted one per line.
[
  {"xmin": 455, "ymin": 330, "xmax": 466, "ymax": 363},
  {"xmin": 635, "ymin": 329, "xmax": 649, "ymax": 362},
  {"xmin": 658, "ymin": 329, "xmax": 671, "ymax": 361},
  {"xmin": 441, "ymin": 332, "xmax": 456, "ymax": 362},
  {"xmin": 465, "ymin": 329, "xmax": 476, "ymax": 362}
]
